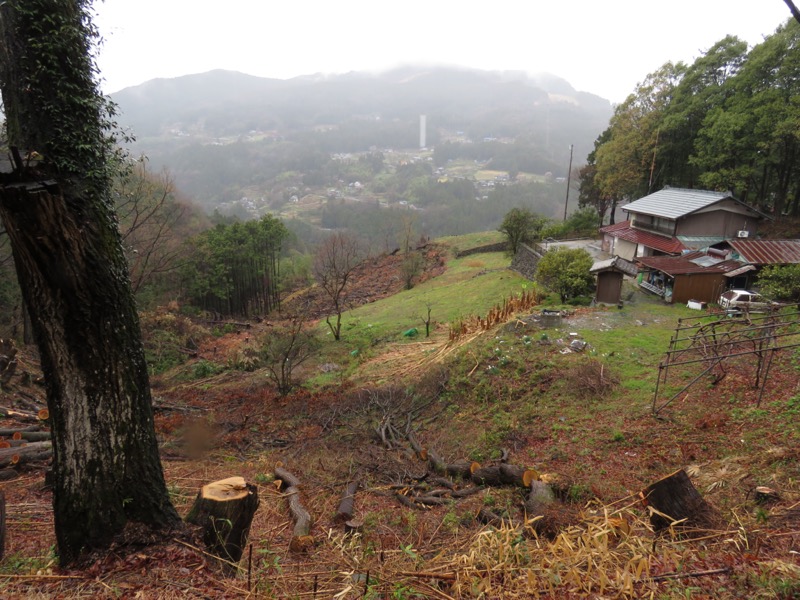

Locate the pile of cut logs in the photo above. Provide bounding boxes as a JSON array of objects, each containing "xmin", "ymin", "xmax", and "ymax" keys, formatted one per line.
[{"xmin": 0, "ymin": 421, "xmax": 52, "ymax": 481}]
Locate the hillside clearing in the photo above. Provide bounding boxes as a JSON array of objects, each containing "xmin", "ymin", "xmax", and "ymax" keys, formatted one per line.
[{"xmin": 1, "ymin": 236, "xmax": 798, "ymax": 599}]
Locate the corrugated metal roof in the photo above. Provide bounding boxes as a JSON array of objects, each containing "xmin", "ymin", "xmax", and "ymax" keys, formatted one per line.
[
  {"xmin": 724, "ymin": 264, "xmax": 756, "ymax": 278},
  {"xmin": 638, "ymin": 251, "xmax": 743, "ymax": 276},
  {"xmin": 622, "ymin": 187, "xmax": 735, "ymax": 219},
  {"xmin": 677, "ymin": 235, "xmax": 727, "ymax": 249},
  {"xmin": 600, "ymin": 221, "xmax": 686, "ymax": 255},
  {"xmin": 727, "ymin": 239, "xmax": 800, "ymax": 265},
  {"xmin": 590, "ymin": 256, "xmax": 638, "ymax": 276}
]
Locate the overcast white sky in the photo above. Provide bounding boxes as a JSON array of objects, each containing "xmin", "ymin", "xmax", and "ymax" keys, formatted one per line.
[{"xmin": 93, "ymin": 1, "xmax": 793, "ymax": 104}]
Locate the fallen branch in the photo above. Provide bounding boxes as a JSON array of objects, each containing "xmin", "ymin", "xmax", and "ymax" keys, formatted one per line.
[
  {"xmin": 274, "ymin": 467, "xmax": 313, "ymax": 553},
  {"xmin": 651, "ymin": 566, "xmax": 732, "ymax": 581},
  {"xmin": 396, "ymin": 570, "xmax": 456, "ymax": 582},
  {"xmin": 334, "ymin": 480, "xmax": 359, "ymax": 525}
]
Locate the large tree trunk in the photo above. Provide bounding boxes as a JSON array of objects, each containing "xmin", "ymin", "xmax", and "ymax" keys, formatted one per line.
[
  {"xmin": 0, "ymin": 2, "xmax": 180, "ymax": 565},
  {"xmin": 0, "ymin": 183, "xmax": 181, "ymax": 564}
]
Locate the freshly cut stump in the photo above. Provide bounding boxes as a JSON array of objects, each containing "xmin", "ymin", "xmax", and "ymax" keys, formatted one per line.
[
  {"xmin": 186, "ymin": 476, "xmax": 259, "ymax": 573},
  {"xmin": 640, "ymin": 469, "xmax": 721, "ymax": 532}
]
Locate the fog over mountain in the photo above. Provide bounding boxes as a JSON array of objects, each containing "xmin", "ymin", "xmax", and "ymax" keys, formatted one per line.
[{"xmin": 111, "ymin": 66, "xmax": 613, "ymax": 207}]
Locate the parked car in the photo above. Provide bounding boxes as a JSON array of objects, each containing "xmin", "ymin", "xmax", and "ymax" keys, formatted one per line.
[{"xmin": 718, "ymin": 289, "xmax": 780, "ymax": 311}]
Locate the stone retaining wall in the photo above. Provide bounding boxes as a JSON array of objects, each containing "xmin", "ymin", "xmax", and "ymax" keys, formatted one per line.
[
  {"xmin": 510, "ymin": 243, "xmax": 545, "ymax": 280},
  {"xmin": 455, "ymin": 241, "xmax": 509, "ymax": 258}
]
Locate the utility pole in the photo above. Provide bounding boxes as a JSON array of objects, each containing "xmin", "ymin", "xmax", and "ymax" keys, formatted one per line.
[{"xmin": 563, "ymin": 143, "xmax": 574, "ymax": 221}]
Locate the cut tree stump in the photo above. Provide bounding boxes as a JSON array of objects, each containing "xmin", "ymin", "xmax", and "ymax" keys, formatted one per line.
[
  {"xmin": 640, "ymin": 469, "xmax": 722, "ymax": 532},
  {"xmin": 524, "ymin": 480, "xmax": 558, "ymax": 535},
  {"xmin": 334, "ymin": 480, "xmax": 359, "ymax": 525},
  {"xmin": 185, "ymin": 476, "xmax": 259, "ymax": 573},
  {"xmin": 524, "ymin": 480, "xmax": 555, "ymax": 517},
  {"xmin": 274, "ymin": 467, "xmax": 314, "ymax": 552}
]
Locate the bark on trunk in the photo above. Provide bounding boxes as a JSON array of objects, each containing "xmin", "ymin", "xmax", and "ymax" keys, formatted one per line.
[
  {"xmin": 0, "ymin": 186, "xmax": 181, "ymax": 563},
  {"xmin": 186, "ymin": 477, "xmax": 259, "ymax": 574},
  {"xmin": 0, "ymin": 2, "xmax": 181, "ymax": 565}
]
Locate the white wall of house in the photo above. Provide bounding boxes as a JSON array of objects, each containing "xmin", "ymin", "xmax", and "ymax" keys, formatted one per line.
[{"xmin": 615, "ymin": 238, "xmax": 637, "ymax": 261}]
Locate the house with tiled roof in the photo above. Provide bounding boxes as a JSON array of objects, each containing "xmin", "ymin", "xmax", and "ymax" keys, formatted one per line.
[{"xmin": 600, "ymin": 187, "xmax": 765, "ymax": 260}]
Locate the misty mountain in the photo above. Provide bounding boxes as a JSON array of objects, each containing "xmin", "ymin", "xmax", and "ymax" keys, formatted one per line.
[
  {"xmin": 113, "ymin": 66, "xmax": 611, "ymax": 140},
  {"xmin": 110, "ymin": 67, "xmax": 612, "ymax": 207}
]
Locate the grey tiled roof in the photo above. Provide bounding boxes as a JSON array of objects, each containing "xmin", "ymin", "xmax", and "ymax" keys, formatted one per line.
[{"xmin": 622, "ymin": 187, "xmax": 734, "ymax": 219}]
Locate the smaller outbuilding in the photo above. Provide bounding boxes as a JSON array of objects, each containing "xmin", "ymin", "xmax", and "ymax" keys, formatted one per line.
[{"xmin": 590, "ymin": 256, "xmax": 638, "ymax": 305}]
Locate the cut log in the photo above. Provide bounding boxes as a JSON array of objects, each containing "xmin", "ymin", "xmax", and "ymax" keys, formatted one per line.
[
  {"xmin": 406, "ymin": 430, "xmax": 480, "ymax": 480},
  {"xmin": 446, "ymin": 460, "xmax": 480, "ymax": 480},
  {"xmin": 0, "ymin": 468, "xmax": 18, "ymax": 481},
  {"xmin": 0, "ymin": 407, "xmax": 40, "ymax": 423},
  {"xmin": 472, "ymin": 464, "xmax": 537, "ymax": 487},
  {"xmin": 11, "ymin": 431, "xmax": 50, "ymax": 442},
  {"xmin": 640, "ymin": 469, "xmax": 722, "ymax": 532},
  {"xmin": 274, "ymin": 467, "xmax": 313, "ymax": 553},
  {"xmin": 334, "ymin": 480, "xmax": 359, "ymax": 524},
  {"xmin": 185, "ymin": 476, "xmax": 259, "ymax": 573},
  {"xmin": 0, "ymin": 439, "xmax": 29, "ymax": 448},
  {"xmin": 0, "ymin": 426, "xmax": 38, "ymax": 436},
  {"xmin": 0, "ymin": 441, "xmax": 51, "ymax": 468}
]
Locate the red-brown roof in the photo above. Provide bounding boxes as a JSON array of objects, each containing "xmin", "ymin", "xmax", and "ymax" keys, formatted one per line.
[
  {"xmin": 638, "ymin": 251, "xmax": 744, "ymax": 276},
  {"xmin": 727, "ymin": 239, "xmax": 800, "ymax": 265},
  {"xmin": 600, "ymin": 221, "xmax": 687, "ymax": 255}
]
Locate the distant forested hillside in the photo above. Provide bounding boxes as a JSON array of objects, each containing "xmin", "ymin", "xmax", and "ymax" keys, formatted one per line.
[{"xmin": 112, "ymin": 67, "xmax": 612, "ymax": 209}]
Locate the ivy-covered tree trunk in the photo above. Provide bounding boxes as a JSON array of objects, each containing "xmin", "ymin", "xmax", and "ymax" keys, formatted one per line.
[{"xmin": 0, "ymin": 0, "xmax": 180, "ymax": 564}]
